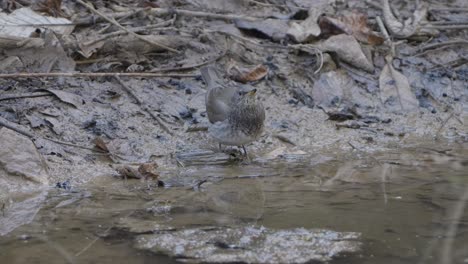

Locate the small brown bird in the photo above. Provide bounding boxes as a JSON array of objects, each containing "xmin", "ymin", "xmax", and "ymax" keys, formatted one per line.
[{"xmin": 201, "ymin": 66, "xmax": 265, "ymax": 155}]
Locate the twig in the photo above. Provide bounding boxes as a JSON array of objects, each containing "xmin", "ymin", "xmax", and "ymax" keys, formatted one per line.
[
  {"xmin": 0, "ymin": 116, "xmax": 105, "ymax": 153},
  {"xmin": 436, "ymin": 112, "xmax": 455, "ymax": 136},
  {"xmin": 0, "ymin": 92, "xmax": 52, "ymax": 101},
  {"xmin": 83, "ymin": 19, "xmax": 175, "ymax": 47},
  {"xmin": 0, "ymin": 116, "xmax": 35, "ymax": 138},
  {"xmin": 422, "ymin": 24, "xmax": 468, "ymax": 30},
  {"xmin": 149, "ymin": 7, "xmax": 261, "ymax": 22},
  {"xmin": 0, "ymin": 72, "xmax": 197, "ymax": 78},
  {"xmin": 76, "ymin": 0, "xmax": 180, "ymax": 54},
  {"xmin": 376, "ymin": 16, "xmax": 391, "ymax": 41},
  {"xmin": 114, "ymin": 76, "xmax": 174, "ymax": 136},
  {"xmin": 150, "ymin": 50, "xmax": 226, "ymax": 72},
  {"xmin": 429, "ymin": 7, "xmax": 468, "ymax": 12},
  {"xmin": 244, "ymin": 0, "xmax": 286, "ymax": 8},
  {"xmin": 412, "ymin": 40, "xmax": 468, "ymax": 56},
  {"xmin": 74, "ymin": 10, "xmax": 137, "ymax": 25}
]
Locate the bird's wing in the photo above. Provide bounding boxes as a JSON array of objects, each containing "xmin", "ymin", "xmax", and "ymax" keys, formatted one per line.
[
  {"xmin": 201, "ymin": 66, "xmax": 238, "ymax": 123},
  {"xmin": 206, "ymin": 85, "xmax": 237, "ymax": 123}
]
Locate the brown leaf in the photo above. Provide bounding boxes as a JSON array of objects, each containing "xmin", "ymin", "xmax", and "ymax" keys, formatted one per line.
[
  {"xmin": 379, "ymin": 55, "xmax": 419, "ymax": 111},
  {"xmin": 137, "ymin": 162, "xmax": 159, "ymax": 180},
  {"xmin": 33, "ymin": 0, "xmax": 66, "ymax": 18},
  {"xmin": 318, "ymin": 34, "xmax": 374, "ymax": 72},
  {"xmin": 232, "ymin": 64, "xmax": 268, "ymax": 83},
  {"xmin": 92, "ymin": 137, "xmax": 109, "ymax": 153},
  {"xmin": 43, "ymin": 89, "xmax": 84, "ymax": 108},
  {"xmin": 287, "ymin": 7, "xmax": 323, "ymax": 43},
  {"xmin": 319, "ymin": 12, "xmax": 384, "ymax": 45},
  {"xmin": 382, "ymin": 0, "xmax": 428, "ymax": 38},
  {"xmin": 115, "ymin": 165, "xmax": 142, "ymax": 179}
]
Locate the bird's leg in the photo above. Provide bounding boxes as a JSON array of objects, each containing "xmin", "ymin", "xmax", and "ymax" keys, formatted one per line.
[{"xmin": 242, "ymin": 145, "xmax": 248, "ymax": 157}]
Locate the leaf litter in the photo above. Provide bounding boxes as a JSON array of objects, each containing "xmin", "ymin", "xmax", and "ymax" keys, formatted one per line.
[{"xmin": 0, "ymin": 0, "xmax": 466, "ymax": 262}]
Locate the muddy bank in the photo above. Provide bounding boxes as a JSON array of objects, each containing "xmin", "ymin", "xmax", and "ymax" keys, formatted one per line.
[{"xmin": 0, "ymin": 0, "xmax": 467, "ymax": 262}]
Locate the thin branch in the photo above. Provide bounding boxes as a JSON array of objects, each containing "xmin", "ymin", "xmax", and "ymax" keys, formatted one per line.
[
  {"xmin": 415, "ymin": 40, "xmax": 468, "ymax": 54},
  {"xmin": 422, "ymin": 24, "xmax": 468, "ymax": 30},
  {"xmin": 76, "ymin": 0, "xmax": 181, "ymax": 54},
  {"xmin": 149, "ymin": 7, "xmax": 261, "ymax": 21},
  {"xmin": 0, "ymin": 72, "xmax": 197, "ymax": 78},
  {"xmin": 0, "ymin": 116, "xmax": 35, "ymax": 138},
  {"xmin": 150, "ymin": 50, "xmax": 226, "ymax": 72},
  {"xmin": 0, "ymin": 116, "xmax": 105, "ymax": 153},
  {"xmin": 429, "ymin": 7, "xmax": 468, "ymax": 12},
  {"xmin": 114, "ymin": 76, "xmax": 174, "ymax": 136},
  {"xmin": 83, "ymin": 19, "xmax": 175, "ymax": 47},
  {"xmin": 0, "ymin": 92, "xmax": 52, "ymax": 101}
]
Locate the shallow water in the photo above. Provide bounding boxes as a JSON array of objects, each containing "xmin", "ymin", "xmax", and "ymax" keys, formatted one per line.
[{"xmin": 0, "ymin": 142, "xmax": 467, "ymax": 264}]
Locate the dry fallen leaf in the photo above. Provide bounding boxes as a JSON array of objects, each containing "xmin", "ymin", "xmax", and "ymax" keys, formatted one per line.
[
  {"xmin": 287, "ymin": 7, "xmax": 323, "ymax": 43},
  {"xmin": 0, "ymin": 7, "xmax": 74, "ymax": 38},
  {"xmin": 114, "ymin": 162, "xmax": 159, "ymax": 180},
  {"xmin": 319, "ymin": 12, "xmax": 384, "ymax": 45},
  {"xmin": 93, "ymin": 137, "xmax": 110, "ymax": 153},
  {"xmin": 230, "ymin": 64, "xmax": 268, "ymax": 83},
  {"xmin": 138, "ymin": 162, "xmax": 159, "ymax": 180},
  {"xmin": 382, "ymin": 0, "xmax": 428, "ymax": 38},
  {"xmin": 33, "ymin": 0, "xmax": 65, "ymax": 17},
  {"xmin": 379, "ymin": 55, "xmax": 419, "ymax": 111},
  {"xmin": 318, "ymin": 34, "xmax": 374, "ymax": 72},
  {"xmin": 42, "ymin": 89, "xmax": 84, "ymax": 108},
  {"xmin": 115, "ymin": 165, "xmax": 141, "ymax": 179}
]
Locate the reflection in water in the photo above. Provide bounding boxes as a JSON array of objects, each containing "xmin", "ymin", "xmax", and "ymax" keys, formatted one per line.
[{"xmin": 0, "ymin": 143, "xmax": 466, "ymax": 263}]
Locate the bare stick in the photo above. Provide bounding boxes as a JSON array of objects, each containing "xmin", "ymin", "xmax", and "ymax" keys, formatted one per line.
[
  {"xmin": 416, "ymin": 40, "xmax": 468, "ymax": 53},
  {"xmin": 83, "ymin": 19, "xmax": 175, "ymax": 47},
  {"xmin": 429, "ymin": 7, "xmax": 468, "ymax": 12},
  {"xmin": 114, "ymin": 76, "xmax": 174, "ymax": 136},
  {"xmin": 244, "ymin": 0, "xmax": 285, "ymax": 8},
  {"xmin": 76, "ymin": 0, "xmax": 180, "ymax": 54},
  {"xmin": 149, "ymin": 7, "xmax": 260, "ymax": 21},
  {"xmin": 422, "ymin": 24, "xmax": 468, "ymax": 30},
  {"xmin": 376, "ymin": 16, "xmax": 391, "ymax": 41},
  {"xmin": 0, "ymin": 116, "xmax": 35, "ymax": 138},
  {"xmin": 0, "ymin": 92, "xmax": 52, "ymax": 101},
  {"xmin": 150, "ymin": 50, "xmax": 226, "ymax": 72},
  {"xmin": 0, "ymin": 116, "xmax": 104, "ymax": 153},
  {"xmin": 0, "ymin": 72, "xmax": 197, "ymax": 78}
]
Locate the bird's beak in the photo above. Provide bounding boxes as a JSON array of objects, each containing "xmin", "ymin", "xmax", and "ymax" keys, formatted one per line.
[{"xmin": 248, "ymin": 89, "xmax": 257, "ymax": 96}]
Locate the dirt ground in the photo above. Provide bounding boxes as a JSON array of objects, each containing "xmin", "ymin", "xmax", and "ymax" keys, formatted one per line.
[{"xmin": 0, "ymin": 0, "xmax": 466, "ymax": 190}]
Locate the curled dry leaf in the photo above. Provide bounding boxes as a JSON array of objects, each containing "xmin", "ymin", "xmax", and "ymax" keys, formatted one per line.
[
  {"xmin": 138, "ymin": 162, "xmax": 159, "ymax": 180},
  {"xmin": 382, "ymin": 0, "xmax": 428, "ymax": 38},
  {"xmin": 92, "ymin": 136, "xmax": 110, "ymax": 153},
  {"xmin": 379, "ymin": 55, "xmax": 418, "ymax": 111},
  {"xmin": 33, "ymin": 0, "xmax": 66, "ymax": 18},
  {"xmin": 318, "ymin": 34, "xmax": 374, "ymax": 72},
  {"xmin": 287, "ymin": 7, "xmax": 323, "ymax": 43},
  {"xmin": 0, "ymin": 7, "xmax": 74, "ymax": 38},
  {"xmin": 234, "ymin": 18, "xmax": 290, "ymax": 42},
  {"xmin": 42, "ymin": 89, "xmax": 84, "ymax": 108},
  {"xmin": 114, "ymin": 162, "xmax": 159, "ymax": 180},
  {"xmin": 319, "ymin": 11, "xmax": 384, "ymax": 45},
  {"xmin": 115, "ymin": 165, "xmax": 141, "ymax": 179},
  {"xmin": 231, "ymin": 64, "xmax": 268, "ymax": 83}
]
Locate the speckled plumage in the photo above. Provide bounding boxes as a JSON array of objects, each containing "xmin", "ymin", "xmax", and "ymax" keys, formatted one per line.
[{"xmin": 201, "ymin": 66, "xmax": 265, "ymax": 153}]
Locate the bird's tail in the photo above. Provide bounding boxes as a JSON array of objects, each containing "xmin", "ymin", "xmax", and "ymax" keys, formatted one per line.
[{"xmin": 200, "ymin": 66, "xmax": 221, "ymax": 89}]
